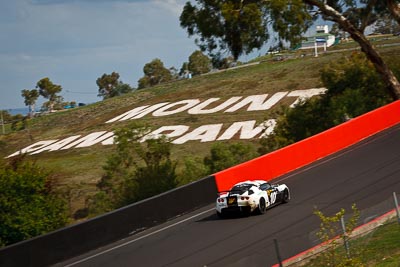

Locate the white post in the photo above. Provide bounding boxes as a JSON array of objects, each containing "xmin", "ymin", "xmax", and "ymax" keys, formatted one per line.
[
  {"xmin": 394, "ymin": 192, "xmax": 400, "ymax": 224},
  {"xmin": 341, "ymin": 216, "xmax": 351, "ymax": 259},
  {"xmin": 314, "ymin": 41, "xmax": 318, "ymax": 57}
]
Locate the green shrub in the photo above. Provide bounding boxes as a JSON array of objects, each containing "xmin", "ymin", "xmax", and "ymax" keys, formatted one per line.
[{"xmin": 0, "ymin": 157, "xmax": 67, "ymax": 246}]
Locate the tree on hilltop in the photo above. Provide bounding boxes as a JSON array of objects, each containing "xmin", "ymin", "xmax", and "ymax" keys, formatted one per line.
[
  {"xmin": 96, "ymin": 72, "xmax": 134, "ymax": 100},
  {"xmin": 21, "ymin": 89, "xmax": 39, "ymax": 117},
  {"xmin": 180, "ymin": 0, "xmax": 269, "ymax": 61},
  {"xmin": 97, "ymin": 72, "xmax": 120, "ymax": 99},
  {"xmin": 386, "ymin": 0, "xmax": 400, "ymax": 25},
  {"xmin": 138, "ymin": 58, "xmax": 172, "ymax": 89},
  {"xmin": 36, "ymin": 78, "xmax": 62, "ymax": 112},
  {"xmin": 188, "ymin": 50, "xmax": 212, "ymax": 75},
  {"xmin": 373, "ymin": 13, "xmax": 400, "ymax": 34}
]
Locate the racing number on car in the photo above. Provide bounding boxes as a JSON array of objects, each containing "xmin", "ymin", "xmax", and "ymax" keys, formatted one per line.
[{"xmin": 267, "ymin": 190, "xmax": 277, "ymax": 204}]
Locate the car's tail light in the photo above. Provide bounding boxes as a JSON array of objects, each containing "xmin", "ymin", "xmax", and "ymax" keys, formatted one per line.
[
  {"xmin": 240, "ymin": 197, "xmax": 250, "ymax": 200},
  {"xmin": 218, "ymin": 198, "xmax": 225, "ymax": 203}
]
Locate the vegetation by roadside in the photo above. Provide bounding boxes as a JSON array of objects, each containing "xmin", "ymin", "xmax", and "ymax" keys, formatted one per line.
[
  {"xmin": 0, "ymin": 156, "xmax": 67, "ymax": 246},
  {"xmin": 305, "ymin": 218, "xmax": 400, "ymax": 267}
]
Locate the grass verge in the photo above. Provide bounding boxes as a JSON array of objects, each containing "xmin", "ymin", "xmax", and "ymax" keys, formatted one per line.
[{"xmin": 305, "ymin": 219, "xmax": 400, "ymax": 267}]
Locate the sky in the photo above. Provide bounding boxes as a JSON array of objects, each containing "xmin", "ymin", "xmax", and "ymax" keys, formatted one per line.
[
  {"xmin": 0, "ymin": 0, "xmax": 326, "ymax": 111},
  {"xmin": 0, "ymin": 0, "xmax": 216, "ymax": 110}
]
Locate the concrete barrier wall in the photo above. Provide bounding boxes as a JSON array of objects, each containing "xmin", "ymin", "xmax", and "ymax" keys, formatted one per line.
[
  {"xmin": 214, "ymin": 100, "xmax": 400, "ymax": 192},
  {"xmin": 0, "ymin": 175, "xmax": 218, "ymax": 267}
]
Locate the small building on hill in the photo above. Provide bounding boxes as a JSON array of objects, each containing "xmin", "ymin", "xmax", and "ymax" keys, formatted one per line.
[{"xmin": 300, "ymin": 25, "xmax": 336, "ymax": 50}]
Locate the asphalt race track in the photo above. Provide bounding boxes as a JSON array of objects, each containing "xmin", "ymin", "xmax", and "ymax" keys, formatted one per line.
[{"xmin": 57, "ymin": 124, "xmax": 400, "ymax": 267}]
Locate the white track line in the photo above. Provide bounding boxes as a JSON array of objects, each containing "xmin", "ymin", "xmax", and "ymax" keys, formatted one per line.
[{"xmin": 64, "ymin": 208, "xmax": 214, "ymax": 266}]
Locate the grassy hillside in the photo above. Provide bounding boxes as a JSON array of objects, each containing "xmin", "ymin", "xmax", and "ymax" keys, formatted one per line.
[{"xmin": 1, "ymin": 36, "xmax": 400, "ymax": 221}]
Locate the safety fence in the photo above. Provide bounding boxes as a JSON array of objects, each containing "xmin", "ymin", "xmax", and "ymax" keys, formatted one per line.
[{"xmin": 272, "ymin": 192, "xmax": 400, "ymax": 267}]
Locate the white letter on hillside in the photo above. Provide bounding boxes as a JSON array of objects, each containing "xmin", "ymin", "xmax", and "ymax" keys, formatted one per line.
[
  {"xmin": 217, "ymin": 120, "xmax": 266, "ymax": 140},
  {"xmin": 224, "ymin": 92, "xmax": 288, "ymax": 112},
  {"xmin": 106, "ymin": 102, "xmax": 170, "ymax": 123},
  {"xmin": 188, "ymin": 97, "xmax": 242, "ymax": 114},
  {"xmin": 172, "ymin": 124, "xmax": 223, "ymax": 144},
  {"xmin": 101, "ymin": 133, "xmax": 116, "ymax": 145},
  {"xmin": 288, "ymin": 88, "xmax": 327, "ymax": 107},
  {"xmin": 7, "ymin": 140, "xmax": 58, "ymax": 158},
  {"xmin": 141, "ymin": 125, "xmax": 189, "ymax": 141},
  {"xmin": 152, "ymin": 99, "xmax": 201, "ymax": 117},
  {"xmin": 61, "ymin": 131, "xmax": 115, "ymax": 149},
  {"xmin": 30, "ymin": 135, "xmax": 82, "ymax": 154},
  {"xmin": 259, "ymin": 119, "xmax": 277, "ymax": 137}
]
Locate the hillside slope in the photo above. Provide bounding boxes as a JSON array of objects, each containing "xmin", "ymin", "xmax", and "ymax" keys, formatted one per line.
[{"xmin": 2, "ymin": 39, "xmax": 400, "ymax": 220}]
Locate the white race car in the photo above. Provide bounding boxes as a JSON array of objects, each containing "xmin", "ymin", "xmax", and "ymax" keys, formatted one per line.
[{"xmin": 216, "ymin": 180, "xmax": 290, "ymax": 218}]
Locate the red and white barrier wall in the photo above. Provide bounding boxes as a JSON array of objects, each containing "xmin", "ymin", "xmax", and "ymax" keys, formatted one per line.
[{"xmin": 214, "ymin": 100, "xmax": 400, "ymax": 192}]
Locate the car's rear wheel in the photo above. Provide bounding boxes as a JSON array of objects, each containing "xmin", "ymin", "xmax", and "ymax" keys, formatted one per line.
[
  {"xmin": 216, "ymin": 211, "xmax": 225, "ymax": 219},
  {"xmin": 256, "ymin": 197, "xmax": 266, "ymax": 215},
  {"xmin": 282, "ymin": 189, "xmax": 290, "ymax": 203}
]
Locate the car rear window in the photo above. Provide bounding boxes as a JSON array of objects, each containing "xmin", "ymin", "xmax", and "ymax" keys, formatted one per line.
[{"xmin": 231, "ymin": 184, "xmax": 252, "ymax": 193}]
